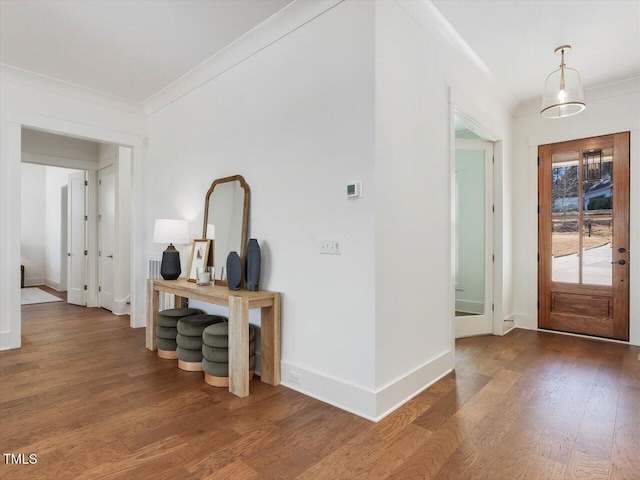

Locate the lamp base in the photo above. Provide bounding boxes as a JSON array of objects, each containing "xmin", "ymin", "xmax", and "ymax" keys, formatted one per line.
[{"xmin": 160, "ymin": 244, "xmax": 181, "ymax": 280}]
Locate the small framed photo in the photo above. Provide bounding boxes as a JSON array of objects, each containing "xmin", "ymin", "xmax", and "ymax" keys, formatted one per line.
[{"xmin": 187, "ymin": 239, "xmax": 211, "ymax": 282}]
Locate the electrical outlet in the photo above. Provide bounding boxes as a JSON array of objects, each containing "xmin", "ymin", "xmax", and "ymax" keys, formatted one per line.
[
  {"xmin": 319, "ymin": 240, "xmax": 341, "ymax": 255},
  {"xmin": 289, "ymin": 371, "xmax": 302, "ymax": 385}
]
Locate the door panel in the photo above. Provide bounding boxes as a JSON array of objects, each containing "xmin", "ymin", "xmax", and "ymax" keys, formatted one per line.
[
  {"xmin": 539, "ymin": 132, "xmax": 630, "ymax": 340},
  {"xmin": 98, "ymin": 166, "xmax": 115, "ymax": 312},
  {"xmin": 455, "ymin": 140, "xmax": 494, "ymax": 338},
  {"xmin": 67, "ymin": 171, "xmax": 86, "ymax": 306}
]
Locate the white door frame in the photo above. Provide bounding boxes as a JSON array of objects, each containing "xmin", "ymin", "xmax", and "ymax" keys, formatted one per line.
[
  {"xmin": 448, "ymin": 89, "xmax": 507, "ymax": 354},
  {"xmin": 1, "ymin": 110, "xmax": 144, "ymax": 350}
]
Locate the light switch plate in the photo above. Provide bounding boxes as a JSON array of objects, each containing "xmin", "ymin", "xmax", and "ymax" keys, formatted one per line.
[{"xmin": 319, "ymin": 240, "xmax": 341, "ymax": 255}]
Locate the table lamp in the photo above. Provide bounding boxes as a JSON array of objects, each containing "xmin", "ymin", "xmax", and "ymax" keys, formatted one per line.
[{"xmin": 153, "ymin": 219, "xmax": 190, "ymax": 280}]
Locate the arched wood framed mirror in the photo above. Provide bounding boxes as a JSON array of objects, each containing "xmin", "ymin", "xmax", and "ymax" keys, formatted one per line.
[{"xmin": 202, "ymin": 174, "xmax": 250, "ymax": 285}]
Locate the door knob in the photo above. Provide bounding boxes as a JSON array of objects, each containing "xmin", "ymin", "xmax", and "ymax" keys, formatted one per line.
[
  {"xmin": 107, "ymin": 255, "xmax": 113, "ymax": 258},
  {"xmin": 618, "ymin": 247, "xmax": 626, "ymax": 253},
  {"xmin": 611, "ymin": 259, "xmax": 626, "ymax": 265},
  {"xmin": 67, "ymin": 253, "xmax": 71, "ymax": 256}
]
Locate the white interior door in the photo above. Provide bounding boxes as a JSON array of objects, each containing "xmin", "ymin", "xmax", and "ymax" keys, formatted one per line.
[
  {"xmin": 67, "ymin": 171, "xmax": 87, "ymax": 306},
  {"xmin": 455, "ymin": 140, "xmax": 494, "ymax": 338},
  {"xmin": 98, "ymin": 166, "xmax": 115, "ymax": 311}
]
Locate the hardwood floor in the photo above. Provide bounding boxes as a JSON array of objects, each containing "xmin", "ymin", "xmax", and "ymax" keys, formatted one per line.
[{"xmin": 1, "ymin": 302, "xmax": 639, "ymax": 479}]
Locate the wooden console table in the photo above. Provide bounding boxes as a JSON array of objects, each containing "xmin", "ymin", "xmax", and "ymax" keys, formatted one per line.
[{"xmin": 146, "ymin": 279, "xmax": 281, "ymax": 398}]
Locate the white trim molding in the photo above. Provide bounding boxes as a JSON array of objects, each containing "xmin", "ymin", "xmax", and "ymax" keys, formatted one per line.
[
  {"xmin": 281, "ymin": 349, "xmax": 454, "ymax": 422},
  {"xmin": 143, "ymin": 0, "xmax": 343, "ymax": 115},
  {"xmin": 1, "ymin": 64, "xmax": 145, "ymax": 116}
]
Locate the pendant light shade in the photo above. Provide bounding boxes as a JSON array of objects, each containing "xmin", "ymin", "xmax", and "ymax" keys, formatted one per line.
[{"xmin": 541, "ymin": 45, "xmax": 585, "ymax": 118}]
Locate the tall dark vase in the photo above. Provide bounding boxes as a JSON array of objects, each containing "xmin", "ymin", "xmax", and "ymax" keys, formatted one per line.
[
  {"xmin": 245, "ymin": 239, "xmax": 261, "ymax": 291},
  {"xmin": 226, "ymin": 251, "xmax": 242, "ymax": 291}
]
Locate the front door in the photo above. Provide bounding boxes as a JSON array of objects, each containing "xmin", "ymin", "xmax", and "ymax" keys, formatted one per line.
[{"xmin": 538, "ymin": 132, "xmax": 630, "ymax": 341}]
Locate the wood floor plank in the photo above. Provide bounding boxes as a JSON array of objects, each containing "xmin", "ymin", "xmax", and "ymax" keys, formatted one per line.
[
  {"xmin": 565, "ymin": 450, "xmax": 610, "ymax": 480},
  {"xmin": 412, "ymin": 373, "xmax": 491, "ymax": 431},
  {"xmin": 2, "ymin": 302, "xmax": 639, "ymax": 479}
]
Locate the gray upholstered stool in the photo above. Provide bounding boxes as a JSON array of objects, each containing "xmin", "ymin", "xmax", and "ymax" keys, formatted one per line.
[
  {"xmin": 156, "ymin": 308, "xmax": 202, "ymax": 359},
  {"xmin": 201, "ymin": 323, "xmax": 256, "ymax": 387},
  {"xmin": 176, "ymin": 314, "xmax": 227, "ymax": 371}
]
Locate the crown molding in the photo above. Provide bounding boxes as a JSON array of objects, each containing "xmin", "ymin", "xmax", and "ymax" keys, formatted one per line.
[
  {"xmin": 142, "ymin": 0, "xmax": 342, "ymax": 116},
  {"xmin": 1, "ymin": 64, "xmax": 145, "ymax": 116},
  {"xmin": 515, "ymin": 76, "xmax": 640, "ymax": 118}
]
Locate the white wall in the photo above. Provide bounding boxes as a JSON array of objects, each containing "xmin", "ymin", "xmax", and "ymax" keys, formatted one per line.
[
  {"xmin": 20, "ymin": 163, "xmax": 46, "ymax": 286},
  {"xmin": 513, "ymin": 78, "xmax": 640, "ymax": 346},
  {"xmin": 1, "ymin": 67, "xmax": 146, "ymax": 349},
  {"xmin": 143, "ymin": 0, "xmax": 377, "ymax": 415},
  {"xmin": 20, "ymin": 164, "xmax": 82, "ymax": 290},
  {"xmin": 373, "ymin": 0, "xmax": 513, "ymax": 418}
]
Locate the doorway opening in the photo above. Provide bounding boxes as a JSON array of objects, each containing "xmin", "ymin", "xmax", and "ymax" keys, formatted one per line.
[
  {"xmin": 19, "ymin": 128, "xmax": 132, "ymax": 315},
  {"xmin": 538, "ymin": 132, "xmax": 630, "ymax": 341},
  {"xmin": 453, "ymin": 114, "xmax": 495, "ymax": 338}
]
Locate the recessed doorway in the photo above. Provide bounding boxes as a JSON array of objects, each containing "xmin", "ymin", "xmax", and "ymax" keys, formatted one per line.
[{"xmin": 453, "ymin": 115, "xmax": 495, "ymax": 338}]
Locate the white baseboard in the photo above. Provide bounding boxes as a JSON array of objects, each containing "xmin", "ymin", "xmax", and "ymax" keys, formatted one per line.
[
  {"xmin": 44, "ymin": 278, "xmax": 63, "ymax": 291},
  {"xmin": 280, "ymin": 361, "xmax": 378, "ymax": 420},
  {"xmin": 0, "ymin": 330, "xmax": 21, "ymax": 350},
  {"xmin": 455, "ymin": 300, "xmax": 484, "ymax": 314},
  {"xmin": 280, "ymin": 350, "xmax": 454, "ymax": 422},
  {"xmin": 111, "ymin": 297, "xmax": 131, "ymax": 316},
  {"xmin": 24, "ymin": 277, "xmax": 45, "ymax": 287},
  {"xmin": 514, "ymin": 313, "xmax": 533, "ymax": 330},
  {"xmin": 375, "ymin": 350, "xmax": 454, "ymax": 421}
]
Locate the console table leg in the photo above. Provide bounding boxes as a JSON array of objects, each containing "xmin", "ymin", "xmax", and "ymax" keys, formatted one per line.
[
  {"xmin": 146, "ymin": 279, "xmax": 159, "ymax": 350},
  {"xmin": 229, "ymin": 295, "xmax": 250, "ymax": 397},
  {"xmin": 175, "ymin": 295, "xmax": 187, "ymax": 308},
  {"xmin": 260, "ymin": 293, "xmax": 281, "ymax": 386}
]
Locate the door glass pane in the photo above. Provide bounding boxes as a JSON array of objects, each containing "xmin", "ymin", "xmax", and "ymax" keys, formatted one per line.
[
  {"xmin": 582, "ymin": 147, "xmax": 613, "ymax": 285},
  {"xmin": 552, "ymin": 152, "xmax": 579, "ymax": 283}
]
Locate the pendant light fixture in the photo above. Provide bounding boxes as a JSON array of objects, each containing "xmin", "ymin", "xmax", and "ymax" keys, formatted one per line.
[{"xmin": 541, "ymin": 45, "xmax": 585, "ymax": 118}]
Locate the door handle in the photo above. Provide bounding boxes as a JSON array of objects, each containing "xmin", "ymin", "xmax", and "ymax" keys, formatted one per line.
[
  {"xmin": 611, "ymin": 259, "xmax": 627, "ymax": 265},
  {"xmin": 67, "ymin": 253, "xmax": 71, "ymax": 257},
  {"xmin": 107, "ymin": 255, "xmax": 113, "ymax": 259}
]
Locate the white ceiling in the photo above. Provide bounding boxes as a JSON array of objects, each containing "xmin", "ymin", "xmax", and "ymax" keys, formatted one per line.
[
  {"xmin": 1, "ymin": 1, "xmax": 638, "ymax": 107},
  {"xmin": 431, "ymin": 0, "xmax": 640, "ymax": 105},
  {"xmin": 0, "ymin": 0, "xmax": 292, "ymax": 102}
]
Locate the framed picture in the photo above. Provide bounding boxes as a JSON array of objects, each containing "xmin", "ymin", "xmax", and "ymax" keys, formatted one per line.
[{"xmin": 187, "ymin": 239, "xmax": 211, "ymax": 282}]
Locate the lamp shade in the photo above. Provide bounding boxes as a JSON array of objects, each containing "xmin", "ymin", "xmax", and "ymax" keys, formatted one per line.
[
  {"xmin": 540, "ymin": 45, "xmax": 585, "ymax": 119},
  {"xmin": 153, "ymin": 219, "xmax": 190, "ymax": 245}
]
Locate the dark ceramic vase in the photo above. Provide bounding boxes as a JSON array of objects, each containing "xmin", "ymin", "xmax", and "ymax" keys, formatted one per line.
[
  {"xmin": 226, "ymin": 251, "xmax": 242, "ymax": 291},
  {"xmin": 245, "ymin": 239, "xmax": 261, "ymax": 291}
]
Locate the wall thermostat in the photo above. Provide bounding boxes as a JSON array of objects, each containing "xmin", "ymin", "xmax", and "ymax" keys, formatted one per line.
[{"xmin": 347, "ymin": 181, "xmax": 362, "ymax": 199}]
